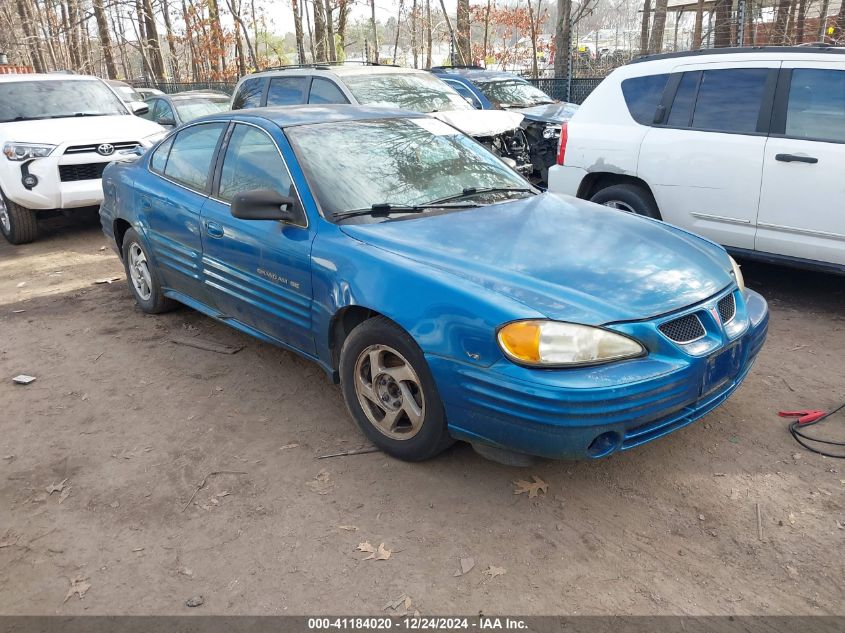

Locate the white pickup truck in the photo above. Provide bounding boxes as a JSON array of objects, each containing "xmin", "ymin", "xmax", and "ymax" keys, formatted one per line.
[{"xmin": 0, "ymin": 73, "xmax": 166, "ymax": 244}]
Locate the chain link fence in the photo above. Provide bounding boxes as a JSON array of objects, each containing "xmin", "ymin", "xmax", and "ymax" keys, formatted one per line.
[{"xmin": 527, "ymin": 77, "xmax": 604, "ymax": 104}]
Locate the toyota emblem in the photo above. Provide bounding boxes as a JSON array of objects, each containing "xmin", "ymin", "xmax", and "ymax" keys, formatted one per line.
[{"xmin": 96, "ymin": 143, "xmax": 115, "ymax": 156}]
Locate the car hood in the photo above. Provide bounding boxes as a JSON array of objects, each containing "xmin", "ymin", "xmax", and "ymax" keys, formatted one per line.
[
  {"xmin": 0, "ymin": 114, "xmax": 164, "ymax": 144},
  {"xmin": 339, "ymin": 193, "xmax": 732, "ymax": 325},
  {"xmin": 509, "ymin": 102, "xmax": 579, "ymax": 124},
  {"xmin": 431, "ymin": 109, "xmax": 523, "ymax": 137}
]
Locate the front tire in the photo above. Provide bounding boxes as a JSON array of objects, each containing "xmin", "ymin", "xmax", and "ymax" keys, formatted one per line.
[
  {"xmin": 0, "ymin": 190, "xmax": 38, "ymax": 245},
  {"xmin": 590, "ymin": 183, "xmax": 661, "ymax": 220},
  {"xmin": 339, "ymin": 317, "xmax": 453, "ymax": 461},
  {"xmin": 121, "ymin": 228, "xmax": 176, "ymax": 314}
]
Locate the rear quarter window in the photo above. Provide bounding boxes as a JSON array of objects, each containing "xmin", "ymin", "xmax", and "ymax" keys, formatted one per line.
[
  {"xmin": 232, "ymin": 77, "xmax": 265, "ymax": 110},
  {"xmin": 621, "ymin": 74, "xmax": 669, "ymax": 125}
]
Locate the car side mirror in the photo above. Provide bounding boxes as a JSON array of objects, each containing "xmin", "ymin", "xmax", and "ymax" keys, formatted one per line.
[
  {"xmin": 156, "ymin": 116, "xmax": 176, "ymax": 127},
  {"xmin": 231, "ymin": 189, "xmax": 297, "ymax": 222},
  {"xmin": 131, "ymin": 102, "xmax": 149, "ymax": 115}
]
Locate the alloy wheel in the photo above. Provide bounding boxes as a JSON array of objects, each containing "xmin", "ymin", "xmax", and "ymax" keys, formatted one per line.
[
  {"xmin": 128, "ymin": 243, "xmax": 153, "ymax": 301},
  {"xmin": 353, "ymin": 344, "xmax": 426, "ymax": 440}
]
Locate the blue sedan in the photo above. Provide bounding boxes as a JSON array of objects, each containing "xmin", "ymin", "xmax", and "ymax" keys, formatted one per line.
[{"xmin": 100, "ymin": 105, "xmax": 768, "ymax": 462}]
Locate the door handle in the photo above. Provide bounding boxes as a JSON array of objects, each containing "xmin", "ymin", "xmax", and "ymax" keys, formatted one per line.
[
  {"xmin": 775, "ymin": 153, "xmax": 818, "ymax": 164},
  {"xmin": 205, "ymin": 221, "xmax": 224, "ymax": 238}
]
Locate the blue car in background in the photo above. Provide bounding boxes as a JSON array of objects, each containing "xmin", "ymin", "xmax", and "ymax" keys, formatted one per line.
[
  {"xmin": 100, "ymin": 105, "xmax": 768, "ymax": 463},
  {"xmin": 432, "ymin": 66, "xmax": 579, "ymax": 184}
]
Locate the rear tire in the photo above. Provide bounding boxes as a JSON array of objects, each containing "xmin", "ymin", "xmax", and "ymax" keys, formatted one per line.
[
  {"xmin": 339, "ymin": 317, "xmax": 453, "ymax": 461},
  {"xmin": 121, "ymin": 228, "xmax": 177, "ymax": 314},
  {"xmin": 590, "ymin": 183, "xmax": 661, "ymax": 220},
  {"xmin": 0, "ymin": 190, "xmax": 38, "ymax": 245}
]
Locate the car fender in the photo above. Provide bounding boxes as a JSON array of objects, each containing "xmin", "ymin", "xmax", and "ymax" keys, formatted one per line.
[{"xmin": 310, "ymin": 226, "xmax": 544, "ymax": 371}]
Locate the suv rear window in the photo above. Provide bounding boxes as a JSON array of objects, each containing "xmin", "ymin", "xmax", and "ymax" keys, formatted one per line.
[
  {"xmin": 621, "ymin": 74, "xmax": 669, "ymax": 125},
  {"xmin": 267, "ymin": 77, "xmax": 307, "ymax": 105}
]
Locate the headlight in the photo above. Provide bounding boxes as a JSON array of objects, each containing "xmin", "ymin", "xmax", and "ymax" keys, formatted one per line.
[
  {"xmin": 729, "ymin": 256, "xmax": 745, "ymax": 295},
  {"xmin": 542, "ymin": 124, "xmax": 561, "ymax": 139},
  {"xmin": 3, "ymin": 142, "xmax": 56, "ymax": 161},
  {"xmin": 497, "ymin": 320, "xmax": 644, "ymax": 367}
]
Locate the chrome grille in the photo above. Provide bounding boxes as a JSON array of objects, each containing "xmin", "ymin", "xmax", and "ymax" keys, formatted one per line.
[
  {"xmin": 64, "ymin": 141, "xmax": 140, "ymax": 155},
  {"xmin": 59, "ymin": 163, "xmax": 108, "ymax": 181},
  {"xmin": 717, "ymin": 293, "xmax": 736, "ymax": 324},
  {"xmin": 659, "ymin": 314, "xmax": 705, "ymax": 344}
]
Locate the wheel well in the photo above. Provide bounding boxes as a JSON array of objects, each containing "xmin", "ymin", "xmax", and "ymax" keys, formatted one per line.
[
  {"xmin": 329, "ymin": 306, "xmax": 383, "ymax": 375},
  {"xmin": 577, "ymin": 173, "xmax": 654, "ymax": 201},
  {"xmin": 113, "ymin": 219, "xmax": 132, "ymax": 257}
]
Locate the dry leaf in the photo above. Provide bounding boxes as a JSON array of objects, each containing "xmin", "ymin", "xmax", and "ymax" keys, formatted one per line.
[
  {"xmin": 63, "ymin": 575, "xmax": 91, "ymax": 602},
  {"xmin": 46, "ymin": 478, "xmax": 68, "ymax": 495},
  {"xmin": 280, "ymin": 443, "xmax": 299, "ymax": 450},
  {"xmin": 404, "ymin": 596, "xmax": 412, "ymax": 610},
  {"xmin": 513, "ymin": 475, "xmax": 548, "ymax": 498},
  {"xmin": 482, "ymin": 565, "xmax": 506, "ymax": 581},
  {"xmin": 306, "ymin": 469, "xmax": 333, "ymax": 495},
  {"xmin": 59, "ymin": 487, "xmax": 71, "ymax": 504},
  {"xmin": 357, "ymin": 541, "xmax": 391, "ymax": 561},
  {"xmin": 338, "ymin": 525, "xmax": 358, "ymax": 532}
]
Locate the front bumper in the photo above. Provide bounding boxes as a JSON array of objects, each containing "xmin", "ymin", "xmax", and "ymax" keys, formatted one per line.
[
  {"xmin": 1, "ymin": 141, "xmax": 150, "ymax": 210},
  {"xmin": 429, "ymin": 288, "xmax": 768, "ymax": 460}
]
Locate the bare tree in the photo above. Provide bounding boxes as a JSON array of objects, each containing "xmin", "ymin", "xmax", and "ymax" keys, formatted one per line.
[
  {"xmin": 370, "ymin": 0, "xmax": 379, "ymax": 61},
  {"xmin": 455, "ymin": 0, "xmax": 470, "ymax": 64},
  {"xmin": 692, "ymin": 0, "xmax": 705, "ymax": 48},
  {"xmin": 425, "ymin": 0, "xmax": 432, "ymax": 68},
  {"xmin": 393, "ymin": 0, "xmax": 404, "ymax": 61},
  {"xmin": 640, "ymin": 0, "xmax": 651, "ymax": 53},
  {"xmin": 292, "ymin": 0, "xmax": 306, "ymax": 63}
]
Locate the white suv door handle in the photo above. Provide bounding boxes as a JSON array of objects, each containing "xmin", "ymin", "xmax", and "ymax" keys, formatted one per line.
[{"xmin": 775, "ymin": 153, "xmax": 818, "ymax": 164}]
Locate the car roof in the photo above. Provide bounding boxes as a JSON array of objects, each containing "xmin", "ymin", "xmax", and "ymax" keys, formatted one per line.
[
  {"xmin": 0, "ymin": 73, "xmax": 106, "ymax": 83},
  {"xmin": 630, "ymin": 44, "xmax": 845, "ymax": 65},
  {"xmin": 252, "ymin": 64, "xmax": 429, "ymax": 78},
  {"xmin": 209, "ymin": 104, "xmax": 425, "ymax": 128},
  {"xmin": 432, "ymin": 67, "xmax": 527, "ymax": 82},
  {"xmin": 168, "ymin": 91, "xmax": 230, "ymax": 100}
]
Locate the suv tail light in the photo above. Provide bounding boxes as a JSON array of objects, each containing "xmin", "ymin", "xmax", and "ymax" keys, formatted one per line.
[{"xmin": 556, "ymin": 122, "xmax": 568, "ymax": 165}]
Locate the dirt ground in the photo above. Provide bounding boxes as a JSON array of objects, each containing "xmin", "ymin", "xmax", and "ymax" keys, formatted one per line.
[{"xmin": 0, "ymin": 216, "xmax": 843, "ymax": 616}]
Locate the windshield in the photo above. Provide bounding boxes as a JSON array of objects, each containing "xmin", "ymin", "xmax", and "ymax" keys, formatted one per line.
[
  {"xmin": 0, "ymin": 80, "xmax": 127, "ymax": 122},
  {"xmin": 174, "ymin": 98, "xmax": 230, "ymax": 122},
  {"xmin": 286, "ymin": 117, "xmax": 531, "ymax": 221},
  {"xmin": 341, "ymin": 73, "xmax": 473, "ymax": 113},
  {"xmin": 474, "ymin": 79, "xmax": 555, "ymax": 107}
]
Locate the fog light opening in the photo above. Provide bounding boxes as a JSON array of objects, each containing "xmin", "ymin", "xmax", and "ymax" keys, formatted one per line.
[{"xmin": 587, "ymin": 432, "xmax": 621, "ymax": 458}]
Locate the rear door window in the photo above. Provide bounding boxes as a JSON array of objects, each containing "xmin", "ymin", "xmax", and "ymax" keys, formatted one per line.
[
  {"xmin": 621, "ymin": 73, "xmax": 669, "ymax": 125},
  {"xmin": 162, "ymin": 122, "xmax": 226, "ymax": 191},
  {"xmin": 308, "ymin": 78, "xmax": 349, "ymax": 104},
  {"xmin": 267, "ymin": 77, "xmax": 308, "ymax": 106},
  {"xmin": 666, "ymin": 71, "xmax": 700, "ymax": 127},
  {"xmin": 690, "ymin": 68, "xmax": 769, "ymax": 134},
  {"xmin": 232, "ymin": 77, "xmax": 265, "ymax": 110},
  {"xmin": 785, "ymin": 68, "xmax": 845, "ymax": 143}
]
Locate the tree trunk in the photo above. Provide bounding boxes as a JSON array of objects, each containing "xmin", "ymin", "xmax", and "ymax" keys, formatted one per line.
[
  {"xmin": 837, "ymin": 0, "xmax": 845, "ymax": 41},
  {"xmin": 15, "ymin": 0, "xmax": 46, "ymax": 72},
  {"xmin": 370, "ymin": 0, "xmax": 379, "ymax": 62},
  {"xmin": 337, "ymin": 0, "xmax": 349, "ymax": 48},
  {"xmin": 640, "ymin": 0, "xmax": 652, "ymax": 54},
  {"xmin": 795, "ymin": 0, "xmax": 808, "ymax": 42},
  {"xmin": 393, "ymin": 0, "xmax": 404, "ymax": 62},
  {"xmin": 786, "ymin": 0, "xmax": 798, "ymax": 41},
  {"xmin": 292, "ymin": 0, "xmax": 306, "ymax": 63},
  {"xmin": 313, "ymin": 0, "xmax": 328, "ymax": 61},
  {"xmin": 528, "ymin": 0, "xmax": 540, "ymax": 79},
  {"xmin": 438, "ymin": 0, "xmax": 457, "ymax": 65},
  {"xmin": 305, "ymin": 0, "xmax": 316, "ymax": 62},
  {"xmin": 226, "ymin": 0, "xmax": 259, "ymax": 69},
  {"xmin": 554, "ymin": 0, "xmax": 571, "ymax": 79},
  {"xmin": 425, "ymin": 0, "xmax": 432, "ymax": 67},
  {"xmin": 648, "ymin": 0, "xmax": 669, "ymax": 53},
  {"xmin": 713, "ymin": 0, "xmax": 732, "ymax": 47},
  {"xmin": 411, "ymin": 0, "xmax": 418, "ymax": 68},
  {"xmin": 207, "ymin": 0, "xmax": 225, "ymax": 75},
  {"xmin": 325, "ymin": 0, "xmax": 337, "ymax": 61},
  {"xmin": 142, "ymin": 0, "xmax": 166, "ymax": 79},
  {"xmin": 93, "ymin": 0, "xmax": 118, "ymax": 78},
  {"xmin": 482, "ymin": 0, "xmax": 491, "ymax": 62},
  {"xmin": 160, "ymin": 0, "xmax": 180, "ymax": 80},
  {"xmin": 455, "ymin": 0, "xmax": 470, "ymax": 64},
  {"xmin": 692, "ymin": 0, "xmax": 705, "ymax": 48}
]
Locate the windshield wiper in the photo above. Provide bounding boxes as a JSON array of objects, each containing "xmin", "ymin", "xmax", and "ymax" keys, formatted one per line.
[
  {"xmin": 428, "ymin": 187, "xmax": 535, "ymax": 204},
  {"xmin": 69, "ymin": 112, "xmax": 111, "ymax": 117},
  {"xmin": 333, "ymin": 201, "xmax": 479, "ymax": 221}
]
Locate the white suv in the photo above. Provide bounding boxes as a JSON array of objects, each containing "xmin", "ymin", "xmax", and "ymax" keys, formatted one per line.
[
  {"xmin": 548, "ymin": 46, "xmax": 845, "ymax": 273},
  {"xmin": 0, "ymin": 73, "xmax": 166, "ymax": 244}
]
